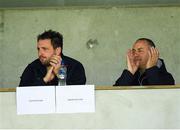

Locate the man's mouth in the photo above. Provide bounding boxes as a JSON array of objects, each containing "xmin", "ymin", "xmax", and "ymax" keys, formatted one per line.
[
  {"xmin": 134, "ymin": 58, "xmax": 141, "ymax": 61},
  {"xmin": 39, "ymin": 56, "xmax": 46, "ymax": 60}
]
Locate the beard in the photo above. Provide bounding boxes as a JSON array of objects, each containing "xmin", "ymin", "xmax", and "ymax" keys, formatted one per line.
[
  {"xmin": 39, "ymin": 56, "xmax": 51, "ymax": 66},
  {"xmin": 39, "ymin": 51, "xmax": 58, "ymax": 66}
]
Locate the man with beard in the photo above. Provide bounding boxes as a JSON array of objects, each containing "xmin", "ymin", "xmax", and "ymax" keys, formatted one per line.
[
  {"xmin": 19, "ymin": 30, "xmax": 86, "ymax": 86},
  {"xmin": 114, "ymin": 38, "xmax": 175, "ymax": 86}
]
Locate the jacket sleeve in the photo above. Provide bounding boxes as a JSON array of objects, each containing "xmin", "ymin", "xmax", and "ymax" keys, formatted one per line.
[
  {"xmin": 114, "ymin": 69, "xmax": 135, "ymax": 86},
  {"xmin": 67, "ymin": 62, "xmax": 86, "ymax": 85},
  {"xmin": 19, "ymin": 65, "xmax": 46, "ymax": 87},
  {"xmin": 145, "ymin": 66, "xmax": 175, "ymax": 85}
]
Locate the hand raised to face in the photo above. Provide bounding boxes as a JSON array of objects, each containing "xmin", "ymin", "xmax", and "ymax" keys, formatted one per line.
[
  {"xmin": 43, "ymin": 55, "xmax": 62, "ymax": 83},
  {"xmin": 49, "ymin": 55, "xmax": 62, "ymax": 75},
  {"xmin": 127, "ymin": 49, "xmax": 139, "ymax": 75},
  {"xmin": 146, "ymin": 47, "xmax": 159, "ymax": 69}
]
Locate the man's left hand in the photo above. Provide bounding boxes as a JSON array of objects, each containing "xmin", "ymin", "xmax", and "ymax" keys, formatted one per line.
[
  {"xmin": 49, "ymin": 55, "xmax": 62, "ymax": 75},
  {"xmin": 146, "ymin": 47, "xmax": 159, "ymax": 69}
]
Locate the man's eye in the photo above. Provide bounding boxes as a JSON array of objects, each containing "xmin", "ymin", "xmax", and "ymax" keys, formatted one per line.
[{"xmin": 43, "ymin": 48, "xmax": 48, "ymax": 51}]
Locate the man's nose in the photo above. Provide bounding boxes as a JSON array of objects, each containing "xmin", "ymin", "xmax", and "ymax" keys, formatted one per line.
[
  {"xmin": 38, "ymin": 50, "xmax": 43, "ymax": 57},
  {"xmin": 133, "ymin": 51, "xmax": 139, "ymax": 57}
]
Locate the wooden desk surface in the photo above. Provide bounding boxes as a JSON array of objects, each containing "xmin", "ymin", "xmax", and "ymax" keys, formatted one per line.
[{"xmin": 0, "ymin": 85, "xmax": 180, "ymax": 92}]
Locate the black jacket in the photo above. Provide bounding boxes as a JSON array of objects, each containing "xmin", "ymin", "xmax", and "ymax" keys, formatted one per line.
[
  {"xmin": 114, "ymin": 59, "xmax": 175, "ymax": 86},
  {"xmin": 19, "ymin": 55, "xmax": 86, "ymax": 86}
]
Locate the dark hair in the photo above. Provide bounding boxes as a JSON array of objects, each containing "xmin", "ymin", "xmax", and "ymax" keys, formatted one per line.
[
  {"xmin": 37, "ymin": 30, "xmax": 63, "ymax": 49},
  {"xmin": 136, "ymin": 38, "xmax": 156, "ymax": 47}
]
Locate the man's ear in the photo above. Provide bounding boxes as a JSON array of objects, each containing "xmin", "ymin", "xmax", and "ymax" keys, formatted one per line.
[{"xmin": 55, "ymin": 47, "xmax": 61, "ymax": 56}]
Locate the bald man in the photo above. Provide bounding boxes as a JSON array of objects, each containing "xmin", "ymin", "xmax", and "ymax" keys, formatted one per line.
[{"xmin": 114, "ymin": 38, "xmax": 175, "ymax": 86}]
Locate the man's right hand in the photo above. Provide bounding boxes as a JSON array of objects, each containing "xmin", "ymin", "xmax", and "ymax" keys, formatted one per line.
[
  {"xmin": 43, "ymin": 66, "xmax": 55, "ymax": 83},
  {"xmin": 43, "ymin": 55, "xmax": 61, "ymax": 83},
  {"xmin": 127, "ymin": 49, "xmax": 139, "ymax": 75}
]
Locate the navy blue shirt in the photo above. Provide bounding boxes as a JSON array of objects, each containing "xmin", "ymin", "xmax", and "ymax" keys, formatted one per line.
[
  {"xmin": 19, "ymin": 55, "xmax": 86, "ymax": 86},
  {"xmin": 114, "ymin": 59, "xmax": 175, "ymax": 86}
]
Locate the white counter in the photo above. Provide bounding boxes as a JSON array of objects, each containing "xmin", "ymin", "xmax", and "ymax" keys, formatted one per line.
[{"xmin": 1, "ymin": 86, "xmax": 180, "ymax": 129}]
